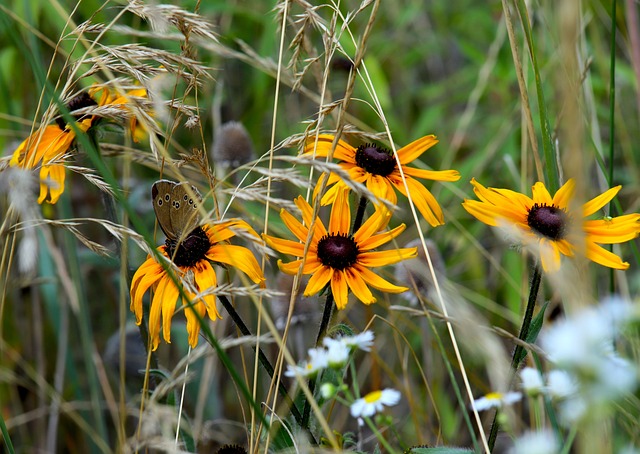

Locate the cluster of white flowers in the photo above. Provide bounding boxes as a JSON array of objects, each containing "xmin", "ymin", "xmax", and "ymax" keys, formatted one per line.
[
  {"xmin": 519, "ymin": 367, "xmax": 577, "ymax": 399},
  {"xmin": 284, "ymin": 330, "xmax": 375, "ymax": 378},
  {"xmin": 538, "ymin": 297, "xmax": 639, "ymax": 424}
]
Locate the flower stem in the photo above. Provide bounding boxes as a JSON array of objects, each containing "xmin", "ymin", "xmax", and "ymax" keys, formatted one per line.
[
  {"xmin": 352, "ymin": 195, "xmax": 368, "ymax": 233},
  {"xmin": 487, "ymin": 264, "xmax": 542, "ymax": 451},
  {"xmin": 301, "ymin": 291, "xmax": 335, "ymax": 429},
  {"xmin": 217, "ymin": 294, "xmax": 305, "ymax": 426}
]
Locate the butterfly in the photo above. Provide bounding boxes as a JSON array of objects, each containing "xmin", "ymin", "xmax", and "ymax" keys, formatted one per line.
[{"xmin": 151, "ymin": 180, "xmax": 207, "ymax": 266}]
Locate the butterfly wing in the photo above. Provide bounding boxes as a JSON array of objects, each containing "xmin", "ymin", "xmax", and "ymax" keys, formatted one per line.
[
  {"xmin": 168, "ymin": 182, "xmax": 202, "ymax": 241},
  {"xmin": 151, "ymin": 179, "xmax": 177, "ymax": 241}
]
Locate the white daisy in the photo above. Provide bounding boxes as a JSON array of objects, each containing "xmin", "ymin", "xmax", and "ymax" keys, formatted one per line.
[
  {"xmin": 285, "ymin": 347, "xmax": 328, "ymax": 378},
  {"xmin": 350, "ymin": 388, "xmax": 401, "ymax": 418},
  {"xmin": 323, "ymin": 337, "xmax": 350, "ymax": 368},
  {"xmin": 508, "ymin": 430, "xmax": 558, "ymax": 454},
  {"xmin": 546, "ymin": 370, "xmax": 577, "ymax": 399},
  {"xmin": 341, "ymin": 330, "xmax": 375, "ymax": 352},
  {"xmin": 472, "ymin": 391, "xmax": 522, "ymax": 412},
  {"xmin": 520, "ymin": 367, "xmax": 545, "ymax": 395}
]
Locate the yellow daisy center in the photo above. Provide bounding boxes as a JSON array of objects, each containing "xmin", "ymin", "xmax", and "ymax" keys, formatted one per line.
[
  {"xmin": 355, "ymin": 144, "xmax": 396, "ymax": 177},
  {"xmin": 364, "ymin": 390, "xmax": 383, "ymax": 403},
  {"xmin": 165, "ymin": 226, "xmax": 211, "ymax": 267},
  {"xmin": 527, "ymin": 204, "xmax": 567, "ymax": 240},
  {"xmin": 317, "ymin": 233, "xmax": 359, "ymax": 270},
  {"xmin": 55, "ymin": 92, "xmax": 97, "ymax": 130}
]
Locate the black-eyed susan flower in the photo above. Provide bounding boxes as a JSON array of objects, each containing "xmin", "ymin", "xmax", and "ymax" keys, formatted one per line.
[
  {"xmin": 10, "ymin": 92, "xmax": 98, "ymax": 204},
  {"xmin": 304, "ymin": 134, "xmax": 460, "ymax": 227},
  {"xmin": 462, "ymin": 178, "xmax": 640, "ymax": 272},
  {"xmin": 262, "ymin": 189, "xmax": 417, "ymax": 309},
  {"xmin": 130, "ymin": 220, "xmax": 265, "ymax": 350},
  {"xmin": 90, "ymin": 85, "xmax": 149, "ymax": 142}
]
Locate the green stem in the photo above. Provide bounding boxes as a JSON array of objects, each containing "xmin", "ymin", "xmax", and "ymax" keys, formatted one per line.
[
  {"xmin": 0, "ymin": 410, "xmax": 15, "ymax": 454},
  {"xmin": 352, "ymin": 196, "xmax": 368, "ymax": 233},
  {"xmin": 216, "ymin": 294, "xmax": 305, "ymax": 428},
  {"xmin": 488, "ymin": 264, "xmax": 542, "ymax": 451},
  {"xmin": 301, "ymin": 292, "xmax": 335, "ymax": 429},
  {"xmin": 609, "ymin": 0, "xmax": 617, "ymax": 294}
]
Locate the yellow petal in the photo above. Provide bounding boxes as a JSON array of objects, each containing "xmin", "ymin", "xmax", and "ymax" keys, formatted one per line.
[
  {"xmin": 280, "ymin": 207, "xmax": 311, "ymax": 242},
  {"xmin": 353, "ymin": 205, "xmax": 392, "ymax": 244},
  {"xmin": 583, "ymin": 185, "xmax": 622, "ymax": 217},
  {"xmin": 331, "ymin": 270, "xmax": 349, "ymax": 310},
  {"xmin": 130, "ymin": 257, "xmax": 165, "ymax": 322},
  {"xmin": 358, "ymin": 247, "xmax": 417, "ymax": 267},
  {"xmin": 395, "ymin": 177, "xmax": 444, "ymax": 226},
  {"xmin": 161, "ymin": 276, "xmax": 180, "ymax": 344},
  {"xmin": 403, "ymin": 167, "xmax": 460, "ymax": 182},
  {"xmin": 552, "ymin": 179, "xmax": 575, "ymax": 208},
  {"xmin": 149, "ymin": 275, "xmax": 173, "ymax": 350},
  {"xmin": 295, "ymin": 196, "xmax": 327, "ymax": 238},
  {"xmin": 262, "ymin": 234, "xmax": 305, "ymax": 256},
  {"xmin": 304, "ymin": 265, "xmax": 333, "ymax": 297},
  {"xmin": 353, "ymin": 264, "xmax": 408, "ymax": 293},
  {"xmin": 194, "ymin": 260, "xmax": 220, "ymax": 320},
  {"xmin": 357, "ymin": 224, "xmax": 407, "ymax": 251},
  {"xmin": 366, "ymin": 174, "xmax": 395, "ymax": 202},
  {"xmin": 584, "ymin": 215, "xmax": 640, "ymax": 244},
  {"xmin": 328, "ymin": 187, "xmax": 351, "ymax": 234},
  {"xmin": 207, "ymin": 244, "xmax": 265, "ymax": 285},
  {"xmin": 396, "ymin": 135, "xmax": 438, "ymax": 164},
  {"xmin": 586, "ymin": 242, "xmax": 629, "ymax": 270},
  {"xmin": 183, "ymin": 296, "xmax": 207, "ymax": 348},
  {"xmin": 531, "ymin": 182, "xmax": 553, "ymax": 205},
  {"xmin": 345, "ymin": 268, "xmax": 376, "ymax": 305},
  {"xmin": 538, "ymin": 239, "xmax": 561, "ymax": 273},
  {"xmin": 39, "ymin": 164, "xmax": 66, "ymax": 204},
  {"xmin": 303, "ymin": 134, "xmax": 356, "ymax": 161}
]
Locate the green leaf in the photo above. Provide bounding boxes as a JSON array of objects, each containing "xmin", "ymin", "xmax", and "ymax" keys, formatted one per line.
[
  {"xmin": 515, "ymin": 301, "xmax": 549, "ymax": 365},
  {"xmin": 407, "ymin": 447, "xmax": 474, "ymax": 453}
]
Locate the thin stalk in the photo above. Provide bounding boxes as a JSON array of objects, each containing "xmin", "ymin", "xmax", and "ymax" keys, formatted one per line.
[
  {"xmin": 300, "ymin": 292, "xmax": 335, "ymax": 429},
  {"xmin": 488, "ymin": 264, "xmax": 542, "ymax": 451},
  {"xmin": 0, "ymin": 411, "xmax": 15, "ymax": 454},
  {"xmin": 216, "ymin": 294, "xmax": 305, "ymax": 427},
  {"xmin": 609, "ymin": 0, "xmax": 617, "ymax": 293},
  {"xmin": 352, "ymin": 196, "xmax": 368, "ymax": 233}
]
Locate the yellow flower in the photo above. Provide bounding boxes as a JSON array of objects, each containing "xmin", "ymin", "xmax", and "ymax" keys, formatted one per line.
[
  {"xmin": 130, "ymin": 220, "xmax": 265, "ymax": 350},
  {"xmin": 462, "ymin": 178, "xmax": 640, "ymax": 272},
  {"xmin": 262, "ymin": 189, "xmax": 417, "ymax": 309},
  {"xmin": 90, "ymin": 86, "xmax": 149, "ymax": 142},
  {"xmin": 304, "ymin": 134, "xmax": 460, "ymax": 227},
  {"xmin": 10, "ymin": 92, "xmax": 97, "ymax": 204}
]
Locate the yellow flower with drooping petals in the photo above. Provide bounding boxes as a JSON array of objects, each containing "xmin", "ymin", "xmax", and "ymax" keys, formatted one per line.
[
  {"xmin": 304, "ymin": 134, "xmax": 460, "ymax": 227},
  {"xmin": 130, "ymin": 220, "xmax": 265, "ymax": 350},
  {"xmin": 462, "ymin": 178, "xmax": 640, "ymax": 272}
]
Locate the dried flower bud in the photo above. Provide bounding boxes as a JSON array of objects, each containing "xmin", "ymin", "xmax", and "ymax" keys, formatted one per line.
[{"xmin": 212, "ymin": 121, "xmax": 254, "ymax": 170}]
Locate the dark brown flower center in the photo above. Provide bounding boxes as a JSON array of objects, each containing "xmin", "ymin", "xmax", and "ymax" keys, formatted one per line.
[
  {"xmin": 354, "ymin": 144, "xmax": 396, "ymax": 177},
  {"xmin": 527, "ymin": 204, "xmax": 567, "ymax": 240},
  {"xmin": 56, "ymin": 92, "xmax": 97, "ymax": 130},
  {"xmin": 316, "ymin": 233, "xmax": 359, "ymax": 270},
  {"xmin": 165, "ymin": 226, "xmax": 211, "ymax": 267}
]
